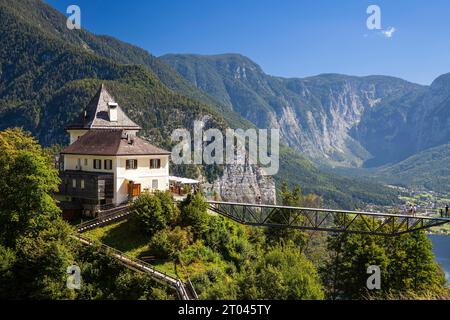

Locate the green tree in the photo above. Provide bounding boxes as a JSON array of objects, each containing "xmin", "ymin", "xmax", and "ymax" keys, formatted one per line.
[
  {"xmin": 10, "ymin": 221, "xmax": 76, "ymax": 299},
  {"xmin": 149, "ymin": 226, "xmax": 192, "ymax": 260},
  {"xmin": 0, "ymin": 128, "xmax": 76, "ymax": 299},
  {"xmin": 238, "ymin": 245, "xmax": 324, "ymax": 300},
  {"xmin": 131, "ymin": 191, "xmax": 180, "ymax": 236},
  {"xmin": 154, "ymin": 190, "xmax": 179, "ymax": 225},
  {"xmin": 191, "ymin": 267, "xmax": 238, "ymax": 300},
  {"xmin": 384, "ymin": 231, "xmax": 448, "ymax": 297},
  {"xmin": 130, "ymin": 192, "xmax": 166, "ymax": 236},
  {"xmin": 0, "ymin": 128, "xmax": 61, "ymax": 246},
  {"xmin": 266, "ymin": 182, "xmax": 306, "ymax": 245},
  {"xmin": 322, "ymin": 225, "xmax": 389, "ymax": 300},
  {"xmin": 323, "ymin": 222, "xmax": 449, "ymax": 299},
  {"xmin": 179, "ymin": 192, "xmax": 209, "ymax": 238}
]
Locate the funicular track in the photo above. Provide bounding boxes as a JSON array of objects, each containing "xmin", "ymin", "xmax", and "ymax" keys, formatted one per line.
[{"xmin": 75, "ymin": 206, "xmax": 197, "ymax": 300}]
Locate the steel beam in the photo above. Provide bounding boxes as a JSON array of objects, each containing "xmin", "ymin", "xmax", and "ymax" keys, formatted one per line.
[{"xmin": 207, "ymin": 201, "xmax": 450, "ymax": 236}]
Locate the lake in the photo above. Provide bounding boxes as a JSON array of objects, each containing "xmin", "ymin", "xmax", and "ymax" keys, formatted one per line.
[{"xmin": 429, "ymin": 234, "xmax": 450, "ymax": 282}]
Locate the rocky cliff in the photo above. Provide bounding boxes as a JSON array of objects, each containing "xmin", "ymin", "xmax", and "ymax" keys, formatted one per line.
[{"xmin": 203, "ymin": 163, "xmax": 276, "ymax": 204}]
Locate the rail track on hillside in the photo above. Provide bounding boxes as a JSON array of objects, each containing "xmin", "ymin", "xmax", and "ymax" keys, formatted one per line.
[{"xmin": 75, "ymin": 206, "xmax": 197, "ymax": 300}]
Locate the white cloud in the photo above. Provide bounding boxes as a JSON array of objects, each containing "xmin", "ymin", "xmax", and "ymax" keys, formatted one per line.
[{"xmin": 381, "ymin": 27, "xmax": 396, "ymax": 38}]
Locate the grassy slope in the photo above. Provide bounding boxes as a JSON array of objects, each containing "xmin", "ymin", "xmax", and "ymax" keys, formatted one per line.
[
  {"xmin": 84, "ymin": 220, "xmax": 180, "ymax": 278},
  {"xmin": 83, "ymin": 218, "xmax": 238, "ymax": 281}
]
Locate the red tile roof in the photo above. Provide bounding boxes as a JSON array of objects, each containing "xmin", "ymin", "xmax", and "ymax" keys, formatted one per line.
[{"xmin": 61, "ymin": 130, "xmax": 171, "ymax": 156}]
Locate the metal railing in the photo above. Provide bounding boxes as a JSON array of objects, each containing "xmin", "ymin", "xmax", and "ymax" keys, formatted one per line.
[
  {"xmin": 98, "ymin": 203, "xmax": 116, "ymax": 212},
  {"xmin": 77, "ymin": 205, "xmax": 131, "ymax": 233},
  {"xmin": 207, "ymin": 200, "xmax": 450, "ymax": 236},
  {"xmin": 74, "ymin": 234, "xmax": 194, "ymax": 300}
]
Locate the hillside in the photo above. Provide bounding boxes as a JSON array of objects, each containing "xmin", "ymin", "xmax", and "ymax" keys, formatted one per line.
[
  {"xmin": 0, "ymin": 1, "xmax": 231, "ymax": 143},
  {"xmin": 0, "ymin": 0, "xmax": 400, "ymax": 208},
  {"xmin": 373, "ymin": 143, "xmax": 450, "ymax": 193}
]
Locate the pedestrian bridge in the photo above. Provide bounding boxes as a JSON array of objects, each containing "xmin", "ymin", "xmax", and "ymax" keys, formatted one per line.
[{"xmin": 207, "ymin": 201, "xmax": 450, "ymax": 236}]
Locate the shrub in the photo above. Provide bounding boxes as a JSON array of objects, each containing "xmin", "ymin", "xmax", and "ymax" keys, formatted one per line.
[
  {"xmin": 149, "ymin": 229, "xmax": 172, "ymax": 259},
  {"xmin": 130, "ymin": 193, "xmax": 165, "ymax": 236},
  {"xmin": 149, "ymin": 227, "xmax": 192, "ymax": 260},
  {"xmin": 179, "ymin": 192, "xmax": 209, "ymax": 237},
  {"xmin": 154, "ymin": 190, "xmax": 179, "ymax": 225},
  {"xmin": 237, "ymin": 245, "xmax": 325, "ymax": 300}
]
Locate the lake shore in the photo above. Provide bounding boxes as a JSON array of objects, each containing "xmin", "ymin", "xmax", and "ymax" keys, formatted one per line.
[{"xmin": 429, "ymin": 234, "xmax": 450, "ymax": 282}]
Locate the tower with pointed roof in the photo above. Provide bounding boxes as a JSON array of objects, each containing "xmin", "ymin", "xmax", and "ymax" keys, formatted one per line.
[
  {"xmin": 66, "ymin": 84, "xmax": 142, "ymax": 144},
  {"xmin": 58, "ymin": 84, "xmax": 171, "ymax": 217}
]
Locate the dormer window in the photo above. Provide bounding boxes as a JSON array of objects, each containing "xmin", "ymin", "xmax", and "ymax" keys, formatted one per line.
[{"xmin": 108, "ymin": 102, "xmax": 118, "ymax": 122}]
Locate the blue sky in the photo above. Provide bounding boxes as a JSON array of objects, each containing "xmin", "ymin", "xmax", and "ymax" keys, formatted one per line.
[{"xmin": 46, "ymin": 0, "xmax": 450, "ymax": 85}]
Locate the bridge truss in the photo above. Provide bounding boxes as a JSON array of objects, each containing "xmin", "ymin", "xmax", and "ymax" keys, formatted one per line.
[{"xmin": 207, "ymin": 201, "xmax": 450, "ymax": 236}]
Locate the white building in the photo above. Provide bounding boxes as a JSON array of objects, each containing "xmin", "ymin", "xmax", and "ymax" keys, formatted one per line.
[{"xmin": 58, "ymin": 84, "xmax": 171, "ymax": 216}]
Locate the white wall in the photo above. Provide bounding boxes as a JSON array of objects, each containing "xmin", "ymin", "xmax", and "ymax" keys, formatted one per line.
[
  {"xmin": 114, "ymin": 155, "xmax": 170, "ymax": 205},
  {"xmin": 64, "ymin": 154, "xmax": 169, "ymax": 205},
  {"xmin": 64, "ymin": 155, "xmax": 115, "ymax": 173}
]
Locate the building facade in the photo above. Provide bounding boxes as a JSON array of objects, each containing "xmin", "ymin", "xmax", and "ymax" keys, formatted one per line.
[{"xmin": 57, "ymin": 84, "xmax": 171, "ymax": 216}]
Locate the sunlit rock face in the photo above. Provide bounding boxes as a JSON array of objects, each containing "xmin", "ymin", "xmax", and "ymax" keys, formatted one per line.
[{"xmin": 203, "ymin": 162, "xmax": 276, "ymax": 204}]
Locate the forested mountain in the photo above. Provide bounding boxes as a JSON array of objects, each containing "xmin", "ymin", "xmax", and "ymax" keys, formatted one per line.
[
  {"xmin": 0, "ymin": 0, "xmax": 400, "ymax": 208},
  {"xmin": 372, "ymin": 143, "xmax": 450, "ymax": 193},
  {"xmin": 0, "ymin": 0, "xmax": 234, "ymax": 146},
  {"xmin": 161, "ymin": 53, "xmax": 450, "ymax": 170}
]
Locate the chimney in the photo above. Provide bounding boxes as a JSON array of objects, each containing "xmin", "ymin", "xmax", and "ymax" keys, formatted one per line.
[
  {"xmin": 108, "ymin": 102, "xmax": 118, "ymax": 122},
  {"xmin": 127, "ymin": 133, "xmax": 135, "ymax": 145}
]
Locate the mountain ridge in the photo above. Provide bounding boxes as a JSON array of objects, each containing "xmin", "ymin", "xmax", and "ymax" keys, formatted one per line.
[
  {"xmin": 161, "ymin": 53, "xmax": 450, "ymax": 170},
  {"xmin": 161, "ymin": 53, "xmax": 429, "ymax": 167}
]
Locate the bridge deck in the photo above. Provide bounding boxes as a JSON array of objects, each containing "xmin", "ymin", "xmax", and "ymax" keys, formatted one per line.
[{"xmin": 207, "ymin": 201, "xmax": 450, "ymax": 236}]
